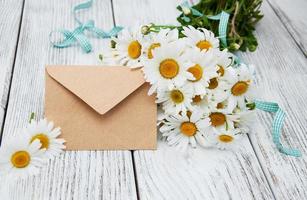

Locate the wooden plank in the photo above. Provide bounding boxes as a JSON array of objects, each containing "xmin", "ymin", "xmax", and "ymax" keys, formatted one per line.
[
  {"xmin": 0, "ymin": 0, "xmax": 137, "ymax": 199},
  {"xmin": 239, "ymin": 1, "xmax": 307, "ymax": 199},
  {"xmin": 112, "ymin": 0, "xmax": 275, "ymax": 199},
  {"xmin": 0, "ymin": 0, "xmax": 24, "ymax": 137},
  {"xmin": 268, "ymin": 0, "xmax": 307, "ymax": 57}
]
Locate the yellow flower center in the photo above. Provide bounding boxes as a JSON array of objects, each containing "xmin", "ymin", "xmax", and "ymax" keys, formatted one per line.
[
  {"xmin": 128, "ymin": 40, "xmax": 142, "ymax": 59},
  {"xmin": 31, "ymin": 134, "xmax": 49, "ymax": 149},
  {"xmin": 231, "ymin": 81, "xmax": 249, "ymax": 96},
  {"xmin": 192, "ymin": 95, "xmax": 202, "ymax": 103},
  {"xmin": 216, "ymin": 102, "xmax": 224, "ymax": 109},
  {"xmin": 159, "ymin": 59, "xmax": 179, "ymax": 79},
  {"xmin": 11, "ymin": 151, "xmax": 31, "ymax": 168},
  {"xmin": 196, "ymin": 40, "xmax": 212, "ymax": 51},
  {"xmin": 147, "ymin": 43, "xmax": 161, "ymax": 59},
  {"xmin": 218, "ymin": 134, "xmax": 234, "ymax": 143},
  {"xmin": 188, "ymin": 64, "xmax": 203, "ymax": 82},
  {"xmin": 208, "ymin": 78, "xmax": 218, "ymax": 89},
  {"xmin": 209, "ymin": 112, "xmax": 226, "ymax": 127},
  {"xmin": 170, "ymin": 90, "xmax": 184, "ymax": 104},
  {"xmin": 180, "ymin": 122, "xmax": 197, "ymax": 136},
  {"xmin": 217, "ymin": 65, "xmax": 225, "ymax": 76}
]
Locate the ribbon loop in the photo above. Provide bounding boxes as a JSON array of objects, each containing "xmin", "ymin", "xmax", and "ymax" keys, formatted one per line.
[
  {"xmin": 255, "ymin": 100, "xmax": 302, "ymax": 157},
  {"xmin": 50, "ymin": 0, "xmax": 123, "ymax": 53},
  {"xmin": 73, "ymin": 0, "xmax": 94, "ymax": 25}
]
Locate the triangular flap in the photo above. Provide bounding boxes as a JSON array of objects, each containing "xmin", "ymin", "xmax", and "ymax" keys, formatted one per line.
[{"xmin": 46, "ymin": 66, "xmax": 146, "ymax": 115}]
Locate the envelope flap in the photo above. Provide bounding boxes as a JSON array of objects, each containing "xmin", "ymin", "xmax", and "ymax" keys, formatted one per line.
[{"xmin": 46, "ymin": 66, "xmax": 146, "ymax": 115}]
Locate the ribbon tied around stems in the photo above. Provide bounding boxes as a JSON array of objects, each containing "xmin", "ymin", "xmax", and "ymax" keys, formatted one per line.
[
  {"xmin": 255, "ymin": 100, "xmax": 302, "ymax": 157},
  {"xmin": 179, "ymin": 1, "xmax": 229, "ymax": 47},
  {"xmin": 50, "ymin": 0, "xmax": 123, "ymax": 53}
]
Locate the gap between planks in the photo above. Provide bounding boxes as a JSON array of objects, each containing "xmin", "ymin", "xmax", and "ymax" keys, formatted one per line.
[
  {"xmin": 266, "ymin": 0, "xmax": 307, "ymax": 57},
  {"xmin": 0, "ymin": 0, "xmax": 26, "ymax": 145}
]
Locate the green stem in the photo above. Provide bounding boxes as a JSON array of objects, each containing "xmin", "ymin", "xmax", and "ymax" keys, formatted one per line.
[
  {"xmin": 152, "ymin": 25, "xmax": 180, "ymax": 29},
  {"xmin": 29, "ymin": 112, "xmax": 35, "ymax": 123}
]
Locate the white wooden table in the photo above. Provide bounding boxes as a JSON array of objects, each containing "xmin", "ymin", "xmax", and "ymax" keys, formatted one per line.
[{"xmin": 0, "ymin": 0, "xmax": 306, "ymax": 199}]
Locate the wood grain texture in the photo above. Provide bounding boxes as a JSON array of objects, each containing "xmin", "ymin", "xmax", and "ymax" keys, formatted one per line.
[
  {"xmin": 268, "ymin": 0, "xmax": 307, "ymax": 57},
  {"xmin": 240, "ymin": 1, "xmax": 307, "ymax": 199},
  {"xmin": 112, "ymin": 0, "xmax": 275, "ymax": 199},
  {"xmin": 0, "ymin": 0, "xmax": 137, "ymax": 199},
  {"xmin": 0, "ymin": 0, "xmax": 24, "ymax": 137}
]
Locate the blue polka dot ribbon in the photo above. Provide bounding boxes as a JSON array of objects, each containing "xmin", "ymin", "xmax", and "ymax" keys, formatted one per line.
[
  {"xmin": 255, "ymin": 100, "xmax": 302, "ymax": 157},
  {"xmin": 50, "ymin": 0, "xmax": 123, "ymax": 53},
  {"xmin": 179, "ymin": 1, "xmax": 230, "ymax": 47}
]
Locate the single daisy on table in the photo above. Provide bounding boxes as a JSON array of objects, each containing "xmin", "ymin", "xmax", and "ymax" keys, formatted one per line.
[
  {"xmin": 159, "ymin": 111, "xmax": 210, "ymax": 151},
  {"xmin": 182, "ymin": 26, "xmax": 219, "ymax": 51},
  {"xmin": 108, "ymin": 26, "xmax": 144, "ymax": 68},
  {"xmin": 26, "ymin": 119, "xmax": 65, "ymax": 160},
  {"xmin": 142, "ymin": 41, "xmax": 194, "ymax": 94},
  {"xmin": 0, "ymin": 137, "xmax": 44, "ymax": 178},
  {"xmin": 183, "ymin": 48, "xmax": 218, "ymax": 95},
  {"xmin": 156, "ymin": 85, "xmax": 194, "ymax": 114},
  {"xmin": 227, "ymin": 64, "xmax": 256, "ymax": 111},
  {"xmin": 142, "ymin": 28, "xmax": 178, "ymax": 59},
  {"xmin": 206, "ymin": 127, "xmax": 243, "ymax": 150}
]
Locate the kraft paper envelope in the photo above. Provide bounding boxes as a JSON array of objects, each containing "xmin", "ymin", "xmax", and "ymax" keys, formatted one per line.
[{"xmin": 45, "ymin": 65, "xmax": 157, "ymax": 150}]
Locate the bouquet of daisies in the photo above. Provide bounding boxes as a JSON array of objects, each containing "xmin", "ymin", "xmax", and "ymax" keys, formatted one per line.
[{"xmin": 102, "ymin": 25, "xmax": 256, "ymax": 151}]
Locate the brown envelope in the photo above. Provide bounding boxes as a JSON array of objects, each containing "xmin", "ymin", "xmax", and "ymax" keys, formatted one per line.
[{"xmin": 45, "ymin": 65, "xmax": 157, "ymax": 150}]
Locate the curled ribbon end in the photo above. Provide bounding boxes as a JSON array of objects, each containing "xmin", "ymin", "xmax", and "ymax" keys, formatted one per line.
[
  {"xmin": 278, "ymin": 147, "xmax": 302, "ymax": 158},
  {"xmin": 49, "ymin": 30, "xmax": 68, "ymax": 48},
  {"xmin": 255, "ymin": 100, "xmax": 302, "ymax": 158}
]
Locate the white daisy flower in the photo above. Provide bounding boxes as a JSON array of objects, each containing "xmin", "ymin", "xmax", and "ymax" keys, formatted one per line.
[
  {"xmin": 214, "ymin": 49, "xmax": 233, "ymax": 80},
  {"xmin": 191, "ymin": 95, "xmax": 214, "ymax": 114},
  {"xmin": 26, "ymin": 119, "xmax": 65, "ymax": 160},
  {"xmin": 156, "ymin": 85, "xmax": 194, "ymax": 114},
  {"xmin": 205, "ymin": 49, "xmax": 233, "ymax": 102},
  {"xmin": 110, "ymin": 26, "xmax": 144, "ymax": 68},
  {"xmin": 0, "ymin": 137, "xmax": 45, "ymax": 178},
  {"xmin": 157, "ymin": 105, "xmax": 167, "ymax": 126},
  {"xmin": 233, "ymin": 108, "xmax": 256, "ymax": 134},
  {"xmin": 207, "ymin": 127, "xmax": 242, "ymax": 150},
  {"xmin": 207, "ymin": 106, "xmax": 240, "ymax": 130},
  {"xmin": 182, "ymin": 26, "xmax": 219, "ymax": 51},
  {"xmin": 99, "ymin": 45, "xmax": 121, "ymax": 65},
  {"xmin": 142, "ymin": 28, "xmax": 178, "ymax": 59},
  {"xmin": 142, "ymin": 41, "xmax": 194, "ymax": 94},
  {"xmin": 213, "ymin": 99, "xmax": 230, "ymax": 112},
  {"xmin": 159, "ymin": 111, "xmax": 210, "ymax": 150},
  {"xmin": 227, "ymin": 64, "xmax": 256, "ymax": 111},
  {"xmin": 206, "ymin": 77, "xmax": 231, "ymax": 103},
  {"xmin": 183, "ymin": 48, "xmax": 218, "ymax": 95}
]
